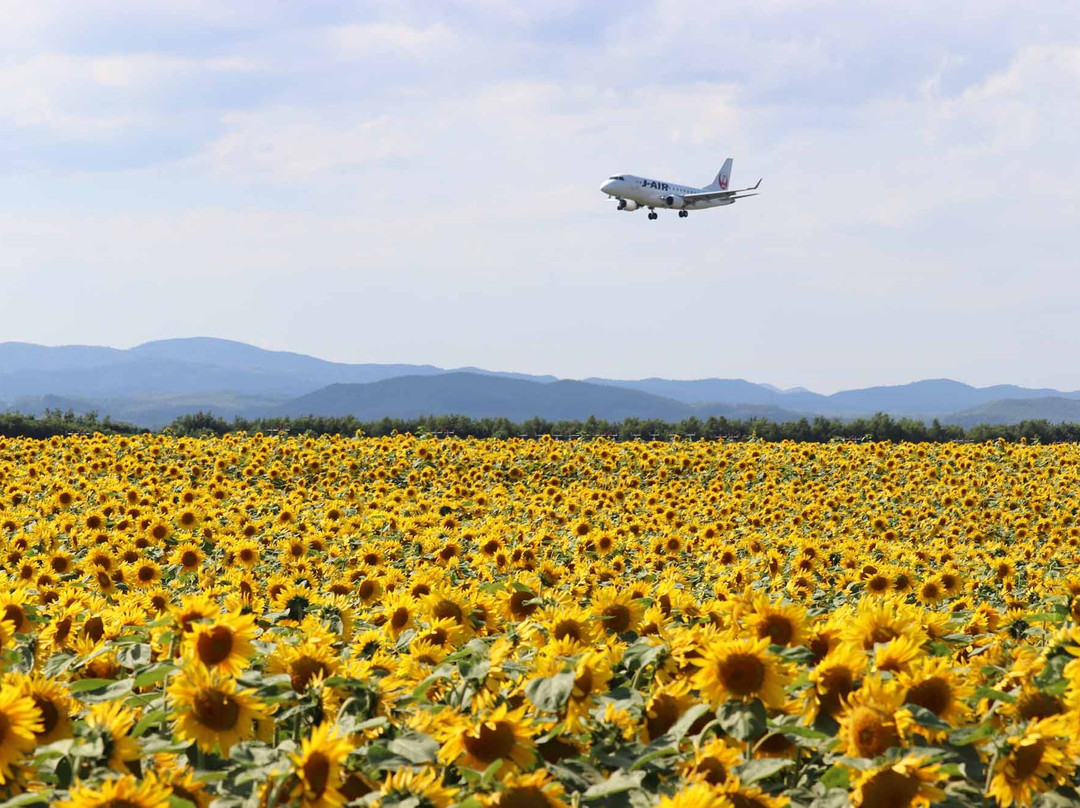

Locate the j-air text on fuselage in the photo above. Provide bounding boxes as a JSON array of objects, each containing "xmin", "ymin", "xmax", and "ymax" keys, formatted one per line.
[{"xmin": 599, "ymin": 158, "xmax": 761, "ymax": 220}]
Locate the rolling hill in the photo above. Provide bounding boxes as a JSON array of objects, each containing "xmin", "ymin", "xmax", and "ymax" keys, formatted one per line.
[{"xmin": 5, "ymin": 337, "xmax": 1080, "ymax": 427}]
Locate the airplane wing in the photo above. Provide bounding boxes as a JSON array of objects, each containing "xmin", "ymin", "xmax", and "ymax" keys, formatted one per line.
[{"xmin": 682, "ymin": 179, "xmax": 762, "ymax": 203}]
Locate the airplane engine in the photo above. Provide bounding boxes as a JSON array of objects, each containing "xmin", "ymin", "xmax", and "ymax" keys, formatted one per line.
[
  {"xmin": 663, "ymin": 194, "xmax": 685, "ymax": 208},
  {"xmin": 616, "ymin": 199, "xmax": 639, "ymax": 211}
]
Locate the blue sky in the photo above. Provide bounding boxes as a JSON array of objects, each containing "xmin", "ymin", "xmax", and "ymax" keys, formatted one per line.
[{"xmin": 2, "ymin": 1, "xmax": 1079, "ymax": 392}]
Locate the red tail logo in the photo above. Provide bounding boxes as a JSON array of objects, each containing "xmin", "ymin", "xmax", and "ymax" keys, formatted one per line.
[{"xmin": 718, "ymin": 173, "xmax": 729, "ymax": 189}]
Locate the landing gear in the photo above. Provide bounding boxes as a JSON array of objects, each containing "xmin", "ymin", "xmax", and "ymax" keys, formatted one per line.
[
  {"xmin": 678, "ymin": 210, "xmax": 688, "ymax": 218},
  {"xmin": 648, "ymin": 210, "xmax": 658, "ymax": 220}
]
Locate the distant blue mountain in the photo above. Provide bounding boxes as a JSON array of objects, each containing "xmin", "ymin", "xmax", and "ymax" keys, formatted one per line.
[{"xmin": 3, "ymin": 337, "xmax": 1080, "ymax": 427}]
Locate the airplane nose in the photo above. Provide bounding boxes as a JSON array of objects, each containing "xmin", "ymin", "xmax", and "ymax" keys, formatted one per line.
[{"xmin": 600, "ymin": 180, "xmax": 614, "ymax": 194}]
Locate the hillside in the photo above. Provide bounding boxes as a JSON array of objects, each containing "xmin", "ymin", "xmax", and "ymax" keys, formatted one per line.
[
  {"xmin": 274, "ymin": 373, "xmax": 696, "ymax": 422},
  {"xmin": 6, "ymin": 338, "xmax": 1080, "ymax": 427},
  {"xmin": 947, "ymin": 397, "xmax": 1080, "ymax": 428}
]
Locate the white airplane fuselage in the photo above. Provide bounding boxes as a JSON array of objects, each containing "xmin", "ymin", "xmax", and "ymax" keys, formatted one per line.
[{"xmin": 600, "ymin": 175, "xmax": 735, "ymax": 211}]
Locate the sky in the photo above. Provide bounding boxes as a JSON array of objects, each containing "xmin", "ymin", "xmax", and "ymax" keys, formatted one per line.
[{"xmin": 1, "ymin": 1, "xmax": 1079, "ymax": 393}]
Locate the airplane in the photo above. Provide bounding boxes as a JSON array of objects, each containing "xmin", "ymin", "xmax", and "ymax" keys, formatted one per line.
[{"xmin": 599, "ymin": 158, "xmax": 761, "ymax": 219}]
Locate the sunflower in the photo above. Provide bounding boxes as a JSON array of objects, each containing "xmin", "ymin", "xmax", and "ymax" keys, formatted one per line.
[
  {"xmin": 6, "ymin": 673, "xmax": 74, "ymax": 745},
  {"xmin": 717, "ymin": 778, "xmax": 790, "ymax": 808},
  {"xmin": 380, "ymin": 592, "xmax": 418, "ymax": 638},
  {"xmin": 0, "ymin": 590, "xmax": 32, "ymax": 635},
  {"xmin": 169, "ymin": 666, "xmax": 266, "ymax": 756},
  {"xmin": 85, "ymin": 701, "xmax": 140, "ymax": 771},
  {"xmin": 851, "ymin": 755, "xmax": 946, "ymax": 808},
  {"xmin": 681, "ymin": 737, "xmax": 743, "ymax": 786},
  {"xmin": 986, "ymin": 715, "xmax": 1080, "ymax": 807},
  {"xmin": 183, "ymin": 611, "xmax": 257, "ymax": 677},
  {"xmin": 844, "ymin": 598, "xmax": 925, "ymax": 652},
  {"xmin": 590, "ymin": 587, "xmax": 644, "ymax": 635},
  {"xmin": 745, "ymin": 596, "xmax": 807, "ymax": 648},
  {"xmin": 872, "ymin": 634, "xmax": 923, "ymax": 675},
  {"xmin": 804, "ymin": 643, "xmax": 865, "ymax": 723},
  {"xmin": 379, "ymin": 769, "xmax": 457, "ymax": 808},
  {"xmin": 437, "ymin": 704, "xmax": 537, "ymax": 775},
  {"xmin": 484, "ymin": 769, "xmax": 570, "ymax": 808},
  {"xmin": 896, "ymin": 657, "xmax": 970, "ymax": 730},
  {"xmin": 836, "ymin": 677, "xmax": 905, "ymax": 759},
  {"xmin": 643, "ymin": 680, "xmax": 698, "ymax": 742},
  {"xmin": 289, "ymin": 723, "xmax": 353, "ymax": 808},
  {"xmin": 538, "ymin": 606, "xmax": 595, "ymax": 649},
  {"xmin": 170, "ymin": 542, "xmax": 204, "ymax": 572},
  {"xmin": 656, "ymin": 783, "xmax": 729, "ymax": 808},
  {"xmin": 150, "ymin": 765, "xmax": 211, "ymax": 808},
  {"xmin": 692, "ymin": 636, "xmax": 790, "ymax": 708},
  {"xmin": 174, "ymin": 593, "xmax": 220, "ymax": 633},
  {"xmin": 267, "ymin": 636, "xmax": 340, "ymax": 693},
  {"xmin": 56, "ymin": 774, "xmax": 172, "ymax": 808},
  {"xmin": 0, "ymin": 688, "xmax": 41, "ymax": 782}
]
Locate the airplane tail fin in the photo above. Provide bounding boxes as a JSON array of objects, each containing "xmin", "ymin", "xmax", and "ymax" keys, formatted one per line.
[{"xmin": 707, "ymin": 158, "xmax": 733, "ymax": 190}]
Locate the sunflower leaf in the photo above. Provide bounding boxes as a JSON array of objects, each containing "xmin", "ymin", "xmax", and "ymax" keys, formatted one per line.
[
  {"xmin": 134, "ymin": 662, "xmax": 177, "ymax": 688},
  {"xmin": 582, "ymin": 770, "xmax": 646, "ymax": 800},
  {"xmin": 0, "ymin": 790, "xmax": 53, "ymax": 808},
  {"xmin": 658, "ymin": 703, "xmax": 711, "ymax": 743},
  {"xmin": 42, "ymin": 653, "xmax": 75, "ymax": 678},
  {"xmin": 736, "ymin": 757, "xmax": 793, "ymax": 784},
  {"xmin": 526, "ymin": 670, "xmax": 576, "ymax": 714},
  {"xmin": 67, "ymin": 677, "xmax": 119, "ymax": 693},
  {"xmin": 903, "ymin": 704, "xmax": 952, "ymax": 732},
  {"xmin": 716, "ymin": 699, "xmax": 767, "ymax": 741},
  {"xmin": 387, "ymin": 732, "xmax": 438, "ymax": 764}
]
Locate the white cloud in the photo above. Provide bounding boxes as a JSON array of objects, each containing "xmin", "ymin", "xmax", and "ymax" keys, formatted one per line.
[
  {"xmin": 330, "ymin": 22, "xmax": 457, "ymax": 58},
  {"xmin": 199, "ymin": 110, "xmax": 414, "ymax": 181}
]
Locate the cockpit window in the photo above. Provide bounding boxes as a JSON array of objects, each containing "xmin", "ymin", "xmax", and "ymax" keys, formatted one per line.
[{"xmin": 608, "ymin": 175, "xmax": 625, "ymax": 181}]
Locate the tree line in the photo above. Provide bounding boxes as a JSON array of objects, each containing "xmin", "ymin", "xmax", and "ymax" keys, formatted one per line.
[{"xmin": 7, "ymin": 407, "xmax": 1080, "ymax": 443}]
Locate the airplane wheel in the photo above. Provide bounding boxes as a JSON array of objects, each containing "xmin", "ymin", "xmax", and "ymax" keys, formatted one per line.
[
  {"xmin": 679, "ymin": 211, "xmax": 688, "ymax": 218},
  {"xmin": 648, "ymin": 212, "xmax": 657, "ymax": 220}
]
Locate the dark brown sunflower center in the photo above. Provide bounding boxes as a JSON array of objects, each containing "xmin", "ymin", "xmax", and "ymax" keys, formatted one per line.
[
  {"xmin": 3, "ymin": 605, "xmax": 24, "ymax": 630},
  {"xmin": 905, "ymin": 677, "xmax": 952, "ymax": 717},
  {"xmin": 193, "ymin": 689, "xmax": 241, "ymax": 731},
  {"xmin": 573, "ymin": 668, "xmax": 594, "ymax": 699},
  {"xmin": 600, "ymin": 604, "xmax": 631, "ymax": 633},
  {"xmin": 868, "ymin": 627, "xmax": 900, "ymax": 647},
  {"xmin": 1012, "ymin": 739, "xmax": 1046, "ymax": 782},
  {"xmin": 302, "ymin": 751, "xmax": 331, "ymax": 797},
  {"xmin": 717, "ymin": 653, "xmax": 766, "ymax": 697},
  {"xmin": 758, "ymin": 615, "xmax": 795, "ymax": 646},
  {"xmin": 498, "ymin": 787, "xmax": 552, "ymax": 808},
  {"xmin": 693, "ymin": 757, "xmax": 729, "ymax": 786},
  {"xmin": 509, "ymin": 590, "xmax": 537, "ymax": 619},
  {"xmin": 1018, "ymin": 692, "xmax": 1064, "ymax": 720},
  {"xmin": 181, "ymin": 551, "xmax": 199, "ymax": 567},
  {"xmin": 463, "ymin": 721, "xmax": 516, "ymax": 763},
  {"xmin": 646, "ymin": 694, "xmax": 679, "ymax": 740},
  {"xmin": 290, "ymin": 657, "xmax": 329, "ymax": 692},
  {"xmin": 856, "ymin": 769, "xmax": 919, "ymax": 808},
  {"xmin": 391, "ymin": 608, "xmax": 410, "ymax": 631},
  {"xmin": 553, "ymin": 620, "xmax": 582, "ymax": 642},
  {"xmin": 357, "ymin": 580, "xmax": 377, "ymax": 600},
  {"xmin": 197, "ymin": 626, "xmax": 235, "ymax": 666},
  {"xmin": 33, "ymin": 695, "xmax": 60, "ymax": 736},
  {"xmin": 432, "ymin": 600, "xmax": 463, "ymax": 624},
  {"xmin": 54, "ymin": 617, "xmax": 72, "ymax": 645},
  {"xmin": 818, "ymin": 667, "xmax": 854, "ymax": 718},
  {"xmin": 83, "ymin": 615, "xmax": 105, "ymax": 642},
  {"xmin": 851, "ymin": 708, "xmax": 899, "ymax": 757},
  {"xmin": 100, "ymin": 799, "xmax": 146, "ymax": 808}
]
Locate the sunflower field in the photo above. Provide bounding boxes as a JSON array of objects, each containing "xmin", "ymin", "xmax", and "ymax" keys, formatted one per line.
[{"xmin": 1, "ymin": 434, "xmax": 1080, "ymax": 808}]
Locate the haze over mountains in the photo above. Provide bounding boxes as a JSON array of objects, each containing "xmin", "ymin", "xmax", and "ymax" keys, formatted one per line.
[{"xmin": 2, "ymin": 338, "xmax": 1080, "ymax": 428}]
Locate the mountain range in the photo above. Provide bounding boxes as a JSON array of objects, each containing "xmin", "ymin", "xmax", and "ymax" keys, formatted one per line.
[{"xmin": 3, "ymin": 337, "xmax": 1080, "ymax": 428}]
